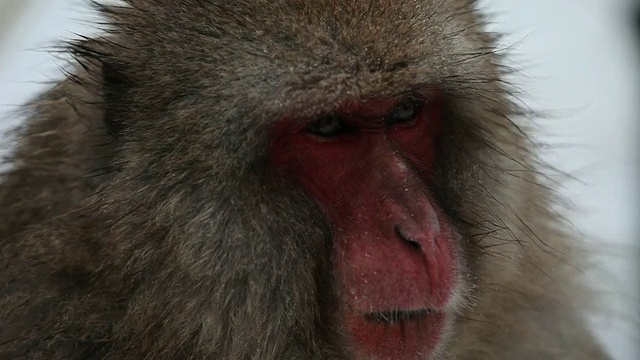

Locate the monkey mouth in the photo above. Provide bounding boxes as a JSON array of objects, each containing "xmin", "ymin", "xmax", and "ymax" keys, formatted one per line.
[
  {"xmin": 348, "ymin": 307, "xmax": 446, "ymax": 359},
  {"xmin": 362, "ymin": 308, "xmax": 436, "ymax": 325}
]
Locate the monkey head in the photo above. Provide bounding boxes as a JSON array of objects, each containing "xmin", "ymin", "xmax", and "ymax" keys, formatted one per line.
[{"xmin": 0, "ymin": 1, "xmax": 606, "ymax": 360}]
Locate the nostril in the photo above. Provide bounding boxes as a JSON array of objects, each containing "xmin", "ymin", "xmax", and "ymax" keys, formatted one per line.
[{"xmin": 394, "ymin": 225, "xmax": 422, "ymax": 252}]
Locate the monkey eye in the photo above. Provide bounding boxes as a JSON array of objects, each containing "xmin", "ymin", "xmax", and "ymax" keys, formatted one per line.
[
  {"xmin": 385, "ymin": 99, "xmax": 418, "ymax": 126},
  {"xmin": 307, "ymin": 115, "xmax": 349, "ymax": 137}
]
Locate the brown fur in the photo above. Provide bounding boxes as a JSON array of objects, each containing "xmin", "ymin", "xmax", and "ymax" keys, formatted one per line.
[{"xmin": 0, "ymin": 1, "xmax": 610, "ymax": 359}]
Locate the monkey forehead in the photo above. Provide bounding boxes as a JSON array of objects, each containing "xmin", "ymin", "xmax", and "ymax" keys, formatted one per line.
[{"xmin": 105, "ymin": 0, "xmax": 492, "ymax": 120}]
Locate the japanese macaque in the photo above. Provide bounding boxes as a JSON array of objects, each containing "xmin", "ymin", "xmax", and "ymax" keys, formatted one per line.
[{"xmin": 0, "ymin": 1, "xmax": 612, "ymax": 359}]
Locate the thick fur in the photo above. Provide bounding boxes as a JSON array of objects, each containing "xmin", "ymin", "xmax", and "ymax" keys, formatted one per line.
[{"xmin": 0, "ymin": 1, "xmax": 610, "ymax": 359}]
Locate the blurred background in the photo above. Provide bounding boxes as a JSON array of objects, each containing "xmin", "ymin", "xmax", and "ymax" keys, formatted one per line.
[{"xmin": 0, "ymin": 1, "xmax": 638, "ymax": 358}]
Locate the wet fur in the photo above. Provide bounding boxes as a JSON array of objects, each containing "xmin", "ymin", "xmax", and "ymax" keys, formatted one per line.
[{"xmin": 0, "ymin": 1, "xmax": 610, "ymax": 359}]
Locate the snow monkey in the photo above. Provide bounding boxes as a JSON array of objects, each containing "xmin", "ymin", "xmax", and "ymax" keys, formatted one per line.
[{"xmin": 0, "ymin": 1, "xmax": 611, "ymax": 359}]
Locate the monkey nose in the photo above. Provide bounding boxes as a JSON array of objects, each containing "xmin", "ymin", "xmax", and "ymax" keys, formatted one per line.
[{"xmin": 394, "ymin": 225, "xmax": 425, "ymax": 253}]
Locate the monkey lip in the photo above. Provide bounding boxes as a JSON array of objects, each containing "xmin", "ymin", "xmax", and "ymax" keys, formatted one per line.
[
  {"xmin": 362, "ymin": 308, "xmax": 437, "ymax": 324},
  {"xmin": 348, "ymin": 308, "xmax": 446, "ymax": 360}
]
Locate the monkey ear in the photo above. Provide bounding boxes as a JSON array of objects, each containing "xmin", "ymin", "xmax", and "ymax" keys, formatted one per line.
[{"xmin": 101, "ymin": 60, "xmax": 129, "ymax": 137}]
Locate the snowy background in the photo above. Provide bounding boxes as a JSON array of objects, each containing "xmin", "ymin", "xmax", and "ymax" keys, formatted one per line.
[{"xmin": 1, "ymin": 1, "xmax": 638, "ymax": 359}]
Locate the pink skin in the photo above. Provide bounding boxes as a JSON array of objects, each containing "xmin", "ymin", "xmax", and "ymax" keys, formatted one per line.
[{"xmin": 271, "ymin": 95, "xmax": 458, "ymax": 359}]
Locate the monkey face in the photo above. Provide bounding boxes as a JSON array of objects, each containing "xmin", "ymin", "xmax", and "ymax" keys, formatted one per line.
[{"xmin": 271, "ymin": 95, "xmax": 463, "ymax": 358}]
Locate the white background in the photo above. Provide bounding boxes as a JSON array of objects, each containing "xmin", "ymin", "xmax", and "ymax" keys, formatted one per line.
[{"xmin": 1, "ymin": 1, "xmax": 638, "ymax": 359}]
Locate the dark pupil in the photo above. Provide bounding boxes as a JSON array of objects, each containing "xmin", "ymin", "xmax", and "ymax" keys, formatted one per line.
[
  {"xmin": 386, "ymin": 101, "xmax": 417, "ymax": 125},
  {"xmin": 308, "ymin": 100, "xmax": 417, "ymax": 137},
  {"xmin": 308, "ymin": 115, "xmax": 345, "ymax": 137}
]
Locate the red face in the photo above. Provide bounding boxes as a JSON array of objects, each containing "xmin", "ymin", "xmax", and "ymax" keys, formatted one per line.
[{"xmin": 271, "ymin": 94, "xmax": 460, "ymax": 360}]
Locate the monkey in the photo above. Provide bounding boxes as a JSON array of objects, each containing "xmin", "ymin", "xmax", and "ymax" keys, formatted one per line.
[{"xmin": 0, "ymin": 0, "xmax": 613, "ymax": 359}]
